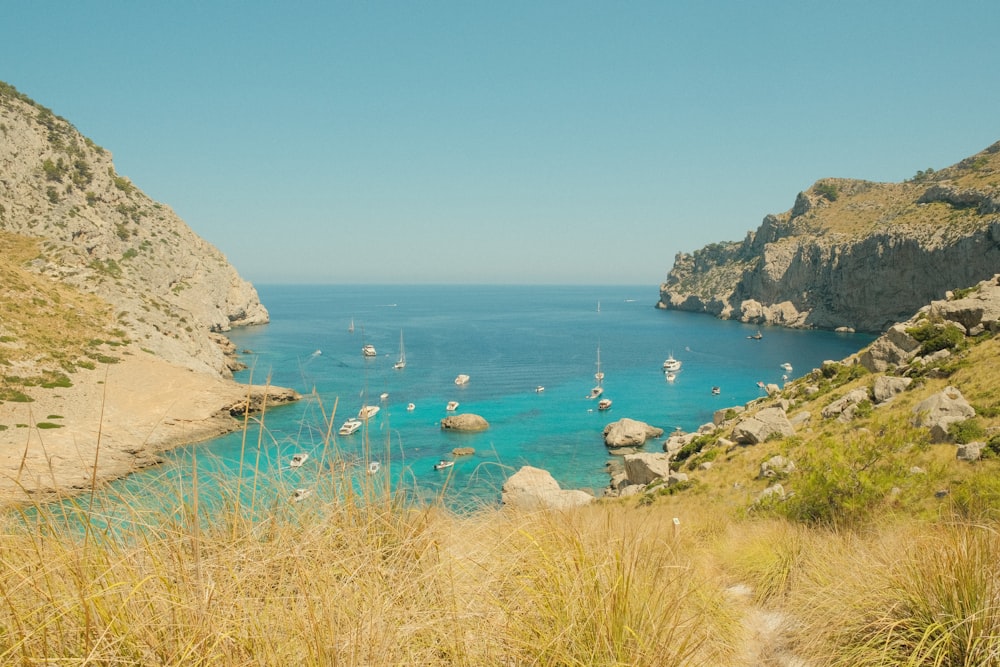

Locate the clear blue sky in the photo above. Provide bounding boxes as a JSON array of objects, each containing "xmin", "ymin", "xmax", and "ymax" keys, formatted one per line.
[{"xmin": 3, "ymin": 1, "xmax": 998, "ymax": 285}]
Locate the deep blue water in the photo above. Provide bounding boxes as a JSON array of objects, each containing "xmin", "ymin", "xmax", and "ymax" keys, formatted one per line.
[{"xmin": 112, "ymin": 284, "xmax": 873, "ymax": 509}]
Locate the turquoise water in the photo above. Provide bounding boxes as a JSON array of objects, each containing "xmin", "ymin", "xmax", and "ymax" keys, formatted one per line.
[{"xmin": 105, "ymin": 284, "xmax": 872, "ymax": 510}]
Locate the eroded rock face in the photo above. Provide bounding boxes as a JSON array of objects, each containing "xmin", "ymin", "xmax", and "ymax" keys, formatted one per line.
[
  {"xmin": 0, "ymin": 85, "xmax": 269, "ymax": 377},
  {"xmin": 658, "ymin": 145, "xmax": 1000, "ymax": 334},
  {"xmin": 501, "ymin": 466, "xmax": 594, "ymax": 510}
]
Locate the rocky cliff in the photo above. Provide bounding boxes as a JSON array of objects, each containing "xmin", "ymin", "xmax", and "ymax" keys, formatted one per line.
[
  {"xmin": 0, "ymin": 82, "xmax": 267, "ymax": 375},
  {"xmin": 659, "ymin": 142, "xmax": 1000, "ymax": 333}
]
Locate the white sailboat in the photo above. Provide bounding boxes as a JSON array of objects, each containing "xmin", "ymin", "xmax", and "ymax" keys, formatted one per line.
[
  {"xmin": 393, "ymin": 330, "xmax": 406, "ymax": 369},
  {"xmin": 588, "ymin": 346, "xmax": 604, "ymax": 399},
  {"xmin": 348, "ymin": 317, "xmax": 355, "ymax": 333}
]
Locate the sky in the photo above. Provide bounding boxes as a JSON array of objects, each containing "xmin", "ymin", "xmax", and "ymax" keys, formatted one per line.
[{"xmin": 2, "ymin": 1, "xmax": 998, "ymax": 286}]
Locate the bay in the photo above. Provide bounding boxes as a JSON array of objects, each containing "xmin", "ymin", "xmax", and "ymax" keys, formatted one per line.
[{"xmin": 134, "ymin": 284, "xmax": 874, "ymax": 509}]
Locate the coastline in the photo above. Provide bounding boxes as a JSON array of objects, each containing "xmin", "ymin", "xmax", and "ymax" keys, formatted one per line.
[{"xmin": 0, "ymin": 348, "xmax": 299, "ymax": 507}]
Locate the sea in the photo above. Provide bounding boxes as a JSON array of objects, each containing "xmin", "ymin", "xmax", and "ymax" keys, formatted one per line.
[{"xmin": 76, "ymin": 284, "xmax": 874, "ymax": 516}]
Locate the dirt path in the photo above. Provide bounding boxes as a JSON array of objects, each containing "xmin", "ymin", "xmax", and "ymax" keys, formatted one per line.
[{"xmin": 726, "ymin": 583, "xmax": 809, "ymax": 667}]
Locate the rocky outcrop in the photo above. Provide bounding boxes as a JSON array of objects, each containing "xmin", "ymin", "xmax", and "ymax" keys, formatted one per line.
[
  {"xmin": 0, "ymin": 82, "xmax": 268, "ymax": 377},
  {"xmin": 501, "ymin": 466, "xmax": 594, "ymax": 510},
  {"xmin": 732, "ymin": 407, "xmax": 795, "ymax": 444},
  {"xmin": 860, "ymin": 274, "xmax": 1000, "ymax": 373},
  {"xmin": 440, "ymin": 414, "xmax": 489, "ymax": 432},
  {"xmin": 912, "ymin": 386, "xmax": 975, "ymax": 443},
  {"xmin": 603, "ymin": 418, "xmax": 664, "ymax": 449},
  {"xmin": 659, "ymin": 142, "xmax": 1000, "ymax": 333}
]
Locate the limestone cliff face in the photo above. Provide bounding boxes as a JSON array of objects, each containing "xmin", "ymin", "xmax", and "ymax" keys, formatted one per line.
[
  {"xmin": 0, "ymin": 82, "xmax": 267, "ymax": 375},
  {"xmin": 659, "ymin": 143, "xmax": 1000, "ymax": 333}
]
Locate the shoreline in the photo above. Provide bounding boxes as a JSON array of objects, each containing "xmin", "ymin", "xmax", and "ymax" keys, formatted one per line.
[{"xmin": 0, "ymin": 348, "xmax": 299, "ymax": 507}]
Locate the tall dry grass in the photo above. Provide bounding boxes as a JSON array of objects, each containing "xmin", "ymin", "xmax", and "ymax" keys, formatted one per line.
[{"xmin": 0, "ymin": 398, "xmax": 748, "ymax": 666}]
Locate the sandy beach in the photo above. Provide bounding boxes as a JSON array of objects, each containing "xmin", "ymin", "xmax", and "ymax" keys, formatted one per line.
[{"xmin": 0, "ymin": 349, "xmax": 298, "ymax": 506}]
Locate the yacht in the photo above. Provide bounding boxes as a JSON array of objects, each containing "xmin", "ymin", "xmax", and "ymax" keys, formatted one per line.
[
  {"xmin": 454, "ymin": 374, "xmax": 470, "ymax": 385},
  {"xmin": 358, "ymin": 405, "xmax": 381, "ymax": 420},
  {"xmin": 338, "ymin": 418, "xmax": 362, "ymax": 435},
  {"xmin": 662, "ymin": 354, "xmax": 682, "ymax": 373},
  {"xmin": 598, "ymin": 398, "xmax": 612, "ymax": 411},
  {"xmin": 362, "ymin": 344, "xmax": 376, "ymax": 357},
  {"xmin": 289, "ymin": 453, "xmax": 309, "ymax": 468}
]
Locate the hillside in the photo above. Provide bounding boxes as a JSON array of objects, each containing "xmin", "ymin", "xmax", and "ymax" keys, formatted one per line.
[
  {"xmin": 0, "ymin": 81, "xmax": 268, "ymax": 378},
  {"xmin": 0, "ymin": 82, "xmax": 297, "ymax": 501},
  {"xmin": 659, "ymin": 141, "xmax": 1000, "ymax": 333}
]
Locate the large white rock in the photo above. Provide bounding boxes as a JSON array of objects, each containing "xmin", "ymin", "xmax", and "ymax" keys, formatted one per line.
[
  {"xmin": 501, "ymin": 466, "xmax": 594, "ymax": 510},
  {"xmin": 603, "ymin": 418, "xmax": 664, "ymax": 448}
]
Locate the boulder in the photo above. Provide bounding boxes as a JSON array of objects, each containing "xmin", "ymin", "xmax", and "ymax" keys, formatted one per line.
[
  {"xmin": 859, "ymin": 323, "xmax": 922, "ymax": 372},
  {"xmin": 713, "ymin": 405, "xmax": 745, "ymax": 426},
  {"xmin": 821, "ymin": 388, "xmax": 870, "ymax": 421},
  {"xmin": 501, "ymin": 466, "xmax": 594, "ymax": 510},
  {"xmin": 759, "ymin": 455, "xmax": 795, "ymax": 479},
  {"xmin": 911, "ymin": 386, "xmax": 976, "ymax": 443},
  {"xmin": 440, "ymin": 414, "xmax": 489, "ymax": 432},
  {"xmin": 623, "ymin": 453, "xmax": 672, "ymax": 486},
  {"xmin": 732, "ymin": 407, "xmax": 795, "ymax": 444},
  {"xmin": 957, "ymin": 442, "xmax": 985, "ymax": 462},
  {"xmin": 662, "ymin": 430, "xmax": 698, "ymax": 456},
  {"xmin": 603, "ymin": 418, "xmax": 664, "ymax": 448},
  {"xmin": 872, "ymin": 375, "xmax": 913, "ymax": 404}
]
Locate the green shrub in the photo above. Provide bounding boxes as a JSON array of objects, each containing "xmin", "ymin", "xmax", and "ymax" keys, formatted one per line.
[
  {"xmin": 906, "ymin": 321, "xmax": 965, "ymax": 356},
  {"xmin": 814, "ymin": 182, "xmax": 838, "ymax": 201},
  {"xmin": 949, "ymin": 418, "xmax": 985, "ymax": 444}
]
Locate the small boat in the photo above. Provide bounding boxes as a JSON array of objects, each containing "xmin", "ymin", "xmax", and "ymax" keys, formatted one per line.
[
  {"xmin": 588, "ymin": 346, "xmax": 604, "ymax": 399},
  {"xmin": 756, "ymin": 381, "xmax": 767, "ymax": 390},
  {"xmin": 748, "ymin": 330, "xmax": 762, "ymax": 340},
  {"xmin": 393, "ymin": 330, "xmax": 406, "ymax": 369},
  {"xmin": 406, "ymin": 402, "xmax": 415, "ymax": 411},
  {"xmin": 291, "ymin": 488, "xmax": 312, "ymax": 502},
  {"xmin": 665, "ymin": 372, "xmax": 676, "ymax": 382},
  {"xmin": 598, "ymin": 398, "xmax": 612, "ymax": 411},
  {"xmin": 712, "ymin": 386, "xmax": 721, "ymax": 395},
  {"xmin": 362, "ymin": 343, "xmax": 376, "ymax": 357},
  {"xmin": 662, "ymin": 354, "xmax": 682, "ymax": 373},
  {"xmin": 446, "ymin": 401, "xmax": 459, "ymax": 411},
  {"xmin": 380, "ymin": 392, "xmax": 389, "ymax": 401},
  {"xmin": 780, "ymin": 362, "xmax": 793, "ymax": 372},
  {"xmin": 339, "ymin": 418, "xmax": 362, "ymax": 435},
  {"xmin": 358, "ymin": 405, "xmax": 381, "ymax": 420},
  {"xmin": 434, "ymin": 460, "xmax": 455, "ymax": 471},
  {"xmin": 454, "ymin": 374, "xmax": 470, "ymax": 385},
  {"xmin": 348, "ymin": 318, "xmax": 355, "ymax": 333},
  {"xmin": 289, "ymin": 453, "xmax": 309, "ymax": 468},
  {"xmin": 367, "ymin": 461, "xmax": 380, "ymax": 474},
  {"xmin": 535, "ymin": 386, "xmax": 545, "ymax": 393}
]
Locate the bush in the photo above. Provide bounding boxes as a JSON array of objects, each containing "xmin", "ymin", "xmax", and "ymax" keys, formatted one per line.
[
  {"xmin": 906, "ymin": 321, "xmax": 965, "ymax": 356},
  {"xmin": 949, "ymin": 418, "xmax": 985, "ymax": 444}
]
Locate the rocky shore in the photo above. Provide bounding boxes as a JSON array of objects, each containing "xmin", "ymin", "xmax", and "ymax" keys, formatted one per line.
[{"xmin": 0, "ymin": 348, "xmax": 298, "ymax": 506}]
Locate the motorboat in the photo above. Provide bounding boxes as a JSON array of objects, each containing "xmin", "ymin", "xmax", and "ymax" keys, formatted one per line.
[
  {"xmin": 434, "ymin": 460, "xmax": 455, "ymax": 471},
  {"xmin": 454, "ymin": 374, "xmax": 470, "ymax": 385},
  {"xmin": 339, "ymin": 418, "xmax": 362, "ymax": 435},
  {"xmin": 598, "ymin": 398, "xmax": 612, "ymax": 411},
  {"xmin": 358, "ymin": 405, "xmax": 381, "ymax": 420},
  {"xmin": 380, "ymin": 392, "xmax": 389, "ymax": 401},
  {"xmin": 662, "ymin": 354, "xmax": 682, "ymax": 373},
  {"xmin": 289, "ymin": 453, "xmax": 309, "ymax": 468},
  {"xmin": 780, "ymin": 362, "xmax": 793, "ymax": 372},
  {"xmin": 291, "ymin": 488, "xmax": 312, "ymax": 502},
  {"xmin": 367, "ymin": 461, "xmax": 380, "ymax": 474},
  {"xmin": 446, "ymin": 401, "xmax": 459, "ymax": 411},
  {"xmin": 747, "ymin": 330, "xmax": 762, "ymax": 340},
  {"xmin": 712, "ymin": 386, "xmax": 721, "ymax": 395},
  {"xmin": 588, "ymin": 386, "xmax": 604, "ymax": 399},
  {"xmin": 406, "ymin": 402, "xmax": 415, "ymax": 411},
  {"xmin": 362, "ymin": 344, "xmax": 376, "ymax": 357},
  {"xmin": 535, "ymin": 385, "xmax": 545, "ymax": 393},
  {"xmin": 665, "ymin": 372, "xmax": 676, "ymax": 383}
]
